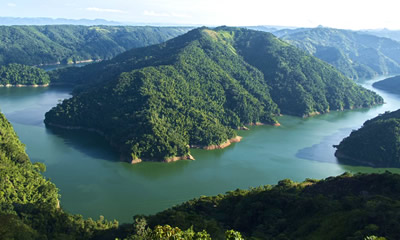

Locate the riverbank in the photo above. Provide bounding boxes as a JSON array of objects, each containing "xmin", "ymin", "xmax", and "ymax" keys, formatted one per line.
[{"xmin": 0, "ymin": 83, "xmax": 49, "ymax": 87}]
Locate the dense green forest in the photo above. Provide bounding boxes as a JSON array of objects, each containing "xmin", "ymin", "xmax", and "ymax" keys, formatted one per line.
[
  {"xmin": 0, "ymin": 111, "xmax": 395, "ymax": 239},
  {"xmin": 277, "ymin": 27, "xmax": 400, "ymax": 80},
  {"xmin": 372, "ymin": 75, "xmax": 400, "ymax": 94},
  {"xmin": 335, "ymin": 109, "xmax": 400, "ymax": 167},
  {"xmin": 0, "ymin": 112, "xmax": 119, "ymax": 239},
  {"xmin": 145, "ymin": 172, "xmax": 398, "ymax": 240},
  {"xmin": 0, "ymin": 63, "xmax": 50, "ymax": 86},
  {"xmin": 45, "ymin": 27, "xmax": 383, "ymax": 162},
  {"xmin": 0, "ymin": 25, "xmax": 190, "ymax": 66}
]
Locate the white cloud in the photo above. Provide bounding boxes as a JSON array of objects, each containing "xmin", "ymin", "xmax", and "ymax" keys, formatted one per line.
[
  {"xmin": 7, "ymin": 3, "xmax": 16, "ymax": 7},
  {"xmin": 143, "ymin": 10, "xmax": 190, "ymax": 18},
  {"xmin": 86, "ymin": 7, "xmax": 126, "ymax": 13},
  {"xmin": 171, "ymin": 13, "xmax": 191, "ymax": 18},
  {"xmin": 143, "ymin": 10, "xmax": 170, "ymax": 17}
]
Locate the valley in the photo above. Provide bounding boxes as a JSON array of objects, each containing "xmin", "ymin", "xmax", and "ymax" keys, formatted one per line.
[{"xmin": 0, "ymin": 76, "xmax": 398, "ymax": 223}]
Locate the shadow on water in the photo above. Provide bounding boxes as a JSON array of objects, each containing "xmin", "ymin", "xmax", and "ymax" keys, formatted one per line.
[
  {"xmin": 45, "ymin": 127, "xmax": 119, "ymax": 162},
  {"xmin": 5, "ymin": 108, "xmax": 45, "ymax": 126},
  {"xmin": 296, "ymin": 128, "xmax": 353, "ymax": 164},
  {"xmin": 123, "ymin": 160, "xmax": 192, "ymax": 180}
]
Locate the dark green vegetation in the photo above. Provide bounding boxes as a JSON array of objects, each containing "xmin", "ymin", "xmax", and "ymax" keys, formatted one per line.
[
  {"xmin": 0, "ymin": 63, "xmax": 50, "ymax": 86},
  {"xmin": 0, "ymin": 25, "xmax": 190, "ymax": 66},
  {"xmin": 335, "ymin": 109, "xmax": 400, "ymax": 168},
  {"xmin": 146, "ymin": 172, "xmax": 398, "ymax": 240},
  {"xmin": 373, "ymin": 75, "xmax": 400, "ymax": 94},
  {"xmin": 279, "ymin": 27, "xmax": 400, "ymax": 80},
  {"xmin": 45, "ymin": 27, "xmax": 383, "ymax": 162}
]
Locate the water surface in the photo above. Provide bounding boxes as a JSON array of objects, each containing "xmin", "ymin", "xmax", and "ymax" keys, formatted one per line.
[{"xmin": 0, "ymin": 76, "xmax": 399, "ymax": 223}]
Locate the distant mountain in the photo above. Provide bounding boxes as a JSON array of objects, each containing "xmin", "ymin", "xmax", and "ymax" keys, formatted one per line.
[
  {"xmin": 373, "ymin": 75, "xmax": 400, "ymax": 94},
  {"xmin": 0, "ymin": 25, "xmax": 191, "ymax": 66},
  {"xmin": 335, "ymin": 109, "xmax": 400, "ymax": 167},
  {"xmin": 362, "ymin": 29, "xmax": 400, "ymax": 42},
  {"xmin": 0, "ymin": 17, "xmax": 122, "ymax": 26},
  {"xmin": 279, "ymin": 27, "xmax": 400, "ymax": 80},
  {"xmin": 45, "ymin": 27, "xmax": 382, "ymax": 162},
  {"xmin": 245, "ymin": 25, "xmax": 296, "ymax": 33}
]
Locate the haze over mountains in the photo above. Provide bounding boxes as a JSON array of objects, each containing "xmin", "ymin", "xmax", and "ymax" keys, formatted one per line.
[
  {"xmin": 0, "ymin": 17, "xmax": 122, "ymax": 26},
  {"xmin": 276, "ymin": 27, "xmax": 400, "ymax": 80}
]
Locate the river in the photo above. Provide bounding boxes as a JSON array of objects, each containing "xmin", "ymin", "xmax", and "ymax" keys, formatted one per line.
[{"xmin": 0, "ymin": 76, "xmax": 399, "ymax": 223}]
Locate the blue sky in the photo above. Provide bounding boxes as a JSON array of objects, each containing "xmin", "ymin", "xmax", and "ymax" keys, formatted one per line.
[{"xmin": 1, "ymin": 0, "xmax": 399, "ymax": 29}]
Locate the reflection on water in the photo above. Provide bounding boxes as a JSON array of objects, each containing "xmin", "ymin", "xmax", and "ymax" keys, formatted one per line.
[{"xmin": 1, "ymin": 76, "xmax": 400, "ymax": 223}]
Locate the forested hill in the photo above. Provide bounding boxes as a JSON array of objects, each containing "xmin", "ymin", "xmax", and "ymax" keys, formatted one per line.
[
  {"xmin": 335, "ymin": 109, "xmax": 400, "ymax": 167},
  {"xmin": 0, "ymin": 25, "xmax": 190, "ymax": 66},
  {"xmin": 372, "ymin": 75, "xmax": 400, "ymax": 94},
  {"xmin": 45, "ymin": 27, "xmax": 383, "ymax": 162},
  {"xmin": 146, "ymin": 172, "xmax": 400, "ymax": 240},
  {"xmin": 279, "ymin": 27, "xmax": 400, "ymax": 80}
]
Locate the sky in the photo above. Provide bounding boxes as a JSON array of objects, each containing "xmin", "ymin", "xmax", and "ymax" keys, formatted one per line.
[{"xmin": 1, "ymin": 0, "xmax": 400, "ymax": 29}]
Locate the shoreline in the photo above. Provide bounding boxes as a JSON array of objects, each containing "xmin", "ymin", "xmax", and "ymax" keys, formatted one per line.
[
  {"xmin": 130, "ymin": 154, "xmax": 195, "ymax": 164},
  {"xmin": 334, "ymin": 150, "xmax": 377, "ymax": 167},
  {"xmin": 0, "ymin": 83, "xmax": 49, "ymax": 87},
  {"xmin": 35, "ymin": 59, "xmax": 102, "ymax": 67},
  {"xmin": 190, "ymin": 136, "xmax": 243, "ymax": 150},
  {"xmin": 45, "ymin": 122, "xmax": 245, "ymax": 164}
]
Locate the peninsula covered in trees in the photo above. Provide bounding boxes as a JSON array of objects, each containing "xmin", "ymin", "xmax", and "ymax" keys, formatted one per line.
[
  {"xmin": 45, "ymin": 27, "xmax": 383, "ymax": 163},
  {"xmin": 335, "ymin": 109, "xmax": 400, "ymax": 167},
  {"xmin": 0, "ymin": 63, "xmax": 50, "ymax": 86}
]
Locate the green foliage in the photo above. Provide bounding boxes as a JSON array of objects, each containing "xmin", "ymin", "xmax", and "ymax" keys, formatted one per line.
[
  {"xmin": 45, "ymin": 27, "xmax": 383, "ymax": 162},
  {"xmin": 280, "ymin": 27, "xmax": 400, "ymax": 80},
  {"xmin": 0, "ymin": 63, "xmax": 49, "ymax": 85},
  {"xmin": 0, "ymin": 112, "xmax": 119, "ymax": 239},
  {"xmin": 335, "ymin": 109, "xmax": 400, "ymax": 167},
  {"xmin": 145, "ymin": 172, "xmax": 400, "ymax": 240},
  {"xmin": 0, "ymin": 25, "xmax": 190, "ymax": 66},
  {"xmin": 122, "ymin": 218, "xmax": 239, "ymax": 240}
]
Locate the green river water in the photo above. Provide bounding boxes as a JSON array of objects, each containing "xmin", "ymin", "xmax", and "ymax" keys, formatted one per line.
[{"xmin": 0, "ymin": 76, "xmax": 399, "ymax": 223}]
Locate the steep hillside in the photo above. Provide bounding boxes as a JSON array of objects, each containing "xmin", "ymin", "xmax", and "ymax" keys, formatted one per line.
[
  {"xmin": 45, "ymin": 27, "xmax": 383, "ymax": 162},
  {"xmin": 280, "ymin": 27, "xmax": 400, "ymax": 80},
  {"xmin": 334, "ymin": 109, "xmax": 400, "ymax": 167},
  {"xmin": 0, "ymin": 25, "xmax": 190, "ymax": 66}
]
